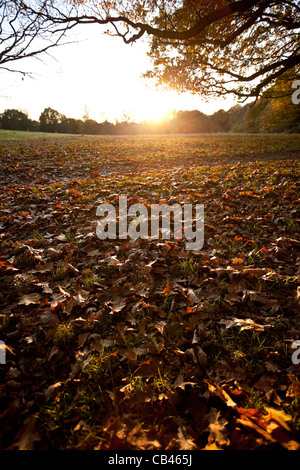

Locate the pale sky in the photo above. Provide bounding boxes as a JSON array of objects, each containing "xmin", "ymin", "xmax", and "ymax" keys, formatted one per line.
[{"xmin": 0, "ymin": 25, "xmax": 237, "ymax": 124}]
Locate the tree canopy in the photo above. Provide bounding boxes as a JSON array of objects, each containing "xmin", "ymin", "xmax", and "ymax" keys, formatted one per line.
[{"xmin": 1, "ymin": 1, "xmax": 299, "ymax": 99}]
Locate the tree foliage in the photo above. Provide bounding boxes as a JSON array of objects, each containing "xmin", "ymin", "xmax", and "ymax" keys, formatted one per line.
[
  {"xmin": 0, "ymin": 108, "xmax": 30, "ymax": 130},
  {"xmin": 35, "ymin": 0, "xmax": 300, "ymax": 99},
  {"xmin": 1, "ymin": 1, "xmax": 299, "ymax": 99},
  {"xmin": 39, "ymin": 107, "xmax": 64, "ymax": 133}
]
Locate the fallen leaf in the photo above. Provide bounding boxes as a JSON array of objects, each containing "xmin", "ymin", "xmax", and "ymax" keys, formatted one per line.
[
  {"xmin": 13, "ymin": 415, "xmax": 41, "ymax": 450},
  {"xmin": 18, "ymin": 293, "xmax": 41, "ymax": 305},
  {"xmin": 204, "ymin": 379, "xmax": 237, "ymax": 409},
  {"xmin": 176, "ymin": 425, "xmax": 198, "ymax": 450},
  {"xmin": 31, "ymin": 262, "xmax": 53, "ymax": 273},
  {"xmin": 109, "ymin": 296, "xmax": 127, "ymax": 313},
  {"xmin": 44, "ymin": 382, "xmax": 62, "ymax": 403},
  {"xmin": 243, "ymin": 268, "xmax": 270, "ymax": 278},
  {"xmin": 40, "ymin": 310, "xmax": 59, "ymax": 328},
  {"xmin": 173, "ymin": 373, "xmax": 196, "ymax": 390},
  {"xmin": 204, "ymin": 408, "xmax": 230, "ymax": 450},
  {"xmin": 219, "ymin": 317, "xmax": 271, "ymax": 331}
]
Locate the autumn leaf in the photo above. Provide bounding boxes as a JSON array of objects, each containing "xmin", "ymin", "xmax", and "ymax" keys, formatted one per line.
[
  {"xmin": 232, "ymin": 258, "xmax": 244, "ymax": 265},
  {"xmin": 243, "ymin": 267, "xmax": 271, "ymax": 278},
  {"xmin": 109, "ymin": 296, "xmax": 127, "ymax": 313},
  {"xmin": 204, "ymin": 408, "xmax": 230, "ymax": 450},
  {"xmin": 0, "ymin": 134, "xmax": 299, "ymax": 451},
  {"xmin": 18, "ymin": 293, "xmax": 41, "ymax": 305},
  {"xmin": 13, "ymin": 415, "xmax": 41, "ymax": 450},
  {"xmin": 219, "ymin": 317, "xmax": 271, "ymax": 332},
  {"xmin": 44, "ymin": 382, "xmax": 62, "ymax": 403},
  {"xmin": 204, "ymin": 380, "xmax": 237, "ymax": 409},
  {"xmin": 164, "ymin": 280, "xmax": 171, "ymax": 296},
  {"xmin": 173, "ymin": 373, "xmax": 197, "ymax": 390},
  {"xmin": 176, "ymin": 426, "xmax": 198, "ymax": 450}
]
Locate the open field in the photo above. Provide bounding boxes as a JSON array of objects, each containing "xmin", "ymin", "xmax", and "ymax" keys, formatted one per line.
[{"xmin": 0, "ymin": 132, "xmax": 299, "ymax": 450}]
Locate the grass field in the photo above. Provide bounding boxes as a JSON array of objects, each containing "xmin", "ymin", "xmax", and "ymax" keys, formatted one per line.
[
  {"xmin": 0, "ymin": 132, "xmax": 299, "ymax": 450},
  {"xmin": 0, "ymin": 129, "xmax": 76, "ymax": 140}
]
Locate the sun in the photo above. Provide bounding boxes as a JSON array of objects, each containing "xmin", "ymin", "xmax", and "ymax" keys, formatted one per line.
[
  {"xmin": 123, "ymin": 86, "xmax": 217, "ymax": 124},
  {"xmin": 122, "ymin": 89, "xmax": 176, "ymax": 124}
]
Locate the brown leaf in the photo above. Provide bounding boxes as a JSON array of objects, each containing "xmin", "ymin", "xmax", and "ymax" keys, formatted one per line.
[
  {"xmin": 31, "ymin": 262, "xmax": 53, "ymax": 273},
  {"xmin": 36, "ymin": 282, "xmax": 53, "ymax": 294},
  {"xmin": 176, "ymin": 425, "xmax": 198, "ymax": 450},
  {"xmin": 275, "ymin": 237, "xmax": 300, "ymax": 247},
  {"xmin": 204, "ymin": 408, "xmax": 230, "ymax": 450},
  {"xmin": 110, "ymin": 296, "xmax": 127, "ymax": 313},
  {"xmin": 18, "ymin": 293, "xmax": 41, "ymax": 305},
  {"xmin": 173, "ymin": 373, "xmax": 196, "ymax": 390},
  {"xmin": 44, "ymin": 382, "xmax": 62, "ymax": 403},
  {"xmin": 149, "ymin": 333, "xmax": 164, "ymax": 353},
  {"xmin": 50, "ymin": 292, "xmax": 68, "ymax": 309},
  {"xmin": 243, "ymin": 267, "xmax": 270, "ymax": 278},
  {"xmin": 155, "ymin": 320, "xmax": 167, "ymax": 335},
  {"xmin": 236, "ymin": 416, "xmax": 275, "ymax": 443},
  {"xmin": 127, "ymin": 427, "xmax": 161, "ymax": 450},
  {"xmin": 219, "ymin": 317, "xmax": 270, "ymax": 332},
  {"xmin": 61, "ymin": 297, "xmax": 74, "ymax": 315},
  {"xmin": 40, "ymin": 309, "xmax": 59, "ymax": 328},
  {"xmin": 296, "ymin": 286, "xmax": 300, "ymax": 306},
  {"xmin": 13, "ymin": 415, "xmax": 41, "ymax": 450},
  {"xmin": 136, "ymin": 358, "xmax": 164, "ymax": 378},
  {"xmin": 204, "ymin": 379, "xmax": 237, "ymax": 409}
]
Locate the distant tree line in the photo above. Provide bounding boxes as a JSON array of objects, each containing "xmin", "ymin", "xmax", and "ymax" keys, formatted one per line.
[{"xmin": 1, "ymin": 94, "xmax": 299, "ymax": 136}]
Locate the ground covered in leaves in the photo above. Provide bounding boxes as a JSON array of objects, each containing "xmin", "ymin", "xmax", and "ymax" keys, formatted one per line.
[{"xmin": 0, "ymin": 132, "xmax": 299, "ymax": 450}]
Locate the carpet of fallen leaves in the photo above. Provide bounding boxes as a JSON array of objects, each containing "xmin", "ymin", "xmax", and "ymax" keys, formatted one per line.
[{"xmin": 0, "ymin": 133, "xmax": 299, "ymax": 450}]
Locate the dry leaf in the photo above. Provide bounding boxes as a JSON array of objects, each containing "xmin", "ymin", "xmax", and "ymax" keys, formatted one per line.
[
  {"xmin": 173, "ymin": 373, "xmax": 196, "ymax": 390},
  {"xmin": 18, "ymin": 293, "xmax": 41, "ymax": 305},
  {"xmin": 219, "ymin": 317, "xmax": 270, "ymax": 331},
  {"xmin": 176, "ymin": 426, "xmax": 198, "ymax": 450},
  {"xmin": 110, "ymin": 296, "xmax": 127, "ymax": 313},
  {"xmin": 44, "ymin": 382, "xmax": 62, "ymax": 403},
  {"xmin": 204, "ymin": 379, "xmax": 237, "ymax": 409},
  {"xmin": 243, "ymin": 267, "xmax": 270, "ymax": 278},
  {"xmin": 204, "ymin": 408, "xmax": 230, "ymax": 450},
  {"xmin": 73, "ymin": 289, "xmax": 89, "ymax": 306},
  {"xmin": 14, "ymin": 415, "xmax": 41, "ymax": 450}
]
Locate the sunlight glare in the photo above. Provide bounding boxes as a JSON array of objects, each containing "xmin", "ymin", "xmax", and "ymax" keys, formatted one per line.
[
  {"xmin": 121, "ymin": 87, "xmax": 214, "ymax": 124},
  {"xmin": 132, "ymin": 91, "xmax": 174, "ymax": 123}
]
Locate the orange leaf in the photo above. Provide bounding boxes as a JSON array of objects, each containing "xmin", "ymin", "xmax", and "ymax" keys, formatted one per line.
[
  {"xmin": 232, "ymin": 258, "xmax": 244, "ymax": 265},
  {"xmin": 164, "ymin": 280, "xmax": 171, "ymax": 296}
]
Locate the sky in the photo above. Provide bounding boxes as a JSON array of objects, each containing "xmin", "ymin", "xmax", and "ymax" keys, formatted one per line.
[{"xmin": 0, "ymin": 25, "xmax": 237, "ymax": 124}]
